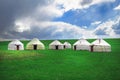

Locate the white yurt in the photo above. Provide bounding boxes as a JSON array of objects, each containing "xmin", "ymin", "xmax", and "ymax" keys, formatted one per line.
[
  {"xmin": 49, "ymin": 40, "xmax": 63, "ymax": 50},
  {"xmin": 90, "ymin": 39, "xmax": 111, "ymax": 52},
  {"xmin": 73, "ymin": 39, "xmax": 90, "ymax": 50},
  {"xmin": 8, "ymin": 39, "xmax": 24, "ymax": 50},
  {"xmin": 63, "ymin": 42, "xmax": 71, "ymax": 49},
  {"xmin": 26, "ymin": 38, "xmax": 45, "ymax": 50}
]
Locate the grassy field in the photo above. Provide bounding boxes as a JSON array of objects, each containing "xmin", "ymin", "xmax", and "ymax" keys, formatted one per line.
[{"xmin": 0, "ymin": 39, "xmax": 120, "ymax": 80}]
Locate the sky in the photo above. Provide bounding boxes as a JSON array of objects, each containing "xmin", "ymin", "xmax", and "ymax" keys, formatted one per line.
[{"xmin": 0, "ymin": 0, "xmax": 120, "ymax": 40}]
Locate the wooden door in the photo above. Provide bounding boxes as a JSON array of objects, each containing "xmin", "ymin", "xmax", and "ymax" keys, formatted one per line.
[
  {"xmin": 74, "ymin": 45, "xmax": 76, "ymax": 50},
  {"xmin": 64, "ymin": 45, "xmax": 66, "ymax": 49},
  {"xmin": 91, "ymin": 45, "xmax": 94, "ymax": 52},
  {"xmin": 55, "ymin": 45, "xmax": 59, "ymax": 50},
  {"xmin": 16, "ymin": 45, "xmax": 20, "ymax": 50},
  {"xmin": 33, "ymin": 45, "xmax": 37, "ymax": 50}
]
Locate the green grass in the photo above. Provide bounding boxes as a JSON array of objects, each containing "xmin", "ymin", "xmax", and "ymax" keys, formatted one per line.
[{"xmin": 0, "ymin": 39, "xmax": 120, "ymax": 80}]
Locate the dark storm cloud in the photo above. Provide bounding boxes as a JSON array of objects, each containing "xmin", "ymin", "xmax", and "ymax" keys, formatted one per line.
[
  {"xmin": 21, "ymin": 26, "xmax": 56, "ymax": 39},
  {"xmin": 1, "ymin": 25, "xmax": 57, "ymax": 39},
  {"xmin": 0, "ymin": 0, "xmax": 50, "ymax": 39}
]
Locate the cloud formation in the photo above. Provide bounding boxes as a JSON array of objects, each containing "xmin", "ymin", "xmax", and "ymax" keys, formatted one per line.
[
  {"xmin": 114, "ymin": 4, "xmax": 120, "ymax": 10},
  {"xmin": 0, "ymin": 0, "xmax": 119, "ymax": 40},
  {"xmin": 94, "ymin": 16, "xmax": 120, "ymax": 37}
]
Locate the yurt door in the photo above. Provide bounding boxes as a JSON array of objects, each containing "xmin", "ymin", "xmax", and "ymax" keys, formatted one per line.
[
  {"xmin": 74, "ymin": 45, "xmax": 76, "ymax": 50},
  {"xmin": 33, "ymin": 45, "xmax": 37, "ymax": 50},
  {"xmin": 64, "ymin": 45, "xmax": 66, "ymax": 48},
  {"xmin": 91, "ymin": 45, "xmax": 94, "ymax": 52},
  {"xmin": 16, "ymin": 45, "xmax": 20, "ymax": 50},
  {"xmin": 55, "ymin": 45, "xmax": 59, "ymax": 50}
]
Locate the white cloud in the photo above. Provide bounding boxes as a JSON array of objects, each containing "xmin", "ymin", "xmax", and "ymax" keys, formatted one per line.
[
  {"xmin": 14, "ymin": 18, "xmax": 32, "ymax": 32},
  {"xmin": 35, "ymin": 0, "xmax": 116, "ymax": 19},
  {"xmin": 94, "ymin": 16, "xmax": 120, "ymax": 37},
  {"xmin": 41, "ymin": 21, "xmax": 98, "ymax": 39},
  {"xmin": 14, "ymin": 0, "xmax": 116, "ymax": 23},
  {"xmin": 91, "ymin": 21, "xmax": 101, "ymax": 25},
  {"xmin": 54, "ymin": 0, "xmax": 115, "ymax": 12},
  {"xmin": 91, "ymin": 0, "xmax": 115, "ymax": 5},
  {"xmin": 11, "ymin": 0, "xmax": 118, "ymax": 39},
  {"xmin": 0, "ymin": 0, "xmax": 118, "ymax": 39},
  {"xmin": 114, "ymin": 5, "xmax": 120, "ymax": 10},
  {"xmin": 37, "ymin": 21, "xmax": 92, "ymax": 38},
  {"xmin": 36, "ymin": 4, "xmax": 65, "ymax": 19},
  {"xmin": 13, "ymin": 15, "xmax": 120, "ymax": 39},
  {"xmin": 14, "ymin": 16, "xmax": 97, "ymax": 39}
]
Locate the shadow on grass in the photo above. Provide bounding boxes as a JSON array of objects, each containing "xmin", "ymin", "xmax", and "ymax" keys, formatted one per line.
[{"xmin": 0, "ymin": 50, "xmax": 44, "ymax": 60}]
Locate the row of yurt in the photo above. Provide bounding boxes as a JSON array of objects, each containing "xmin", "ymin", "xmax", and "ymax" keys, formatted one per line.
[
  {"xmin": 8, "ymin": 39, "xmax": 71, "ymax": 50},
  {"xmin": 49, "ymin": 39, "xmax": 111, "ymax": 52},
  {"xmin": 8, "ymin": 38, "xmax": 111, "ymax": 52},
  {"xmin": 8, "ymin": 38, "xmax": 45, "ymax": 50},
  {"xmin": 49, "ymin": 40, "xmax": 71, "ymax": 50}
]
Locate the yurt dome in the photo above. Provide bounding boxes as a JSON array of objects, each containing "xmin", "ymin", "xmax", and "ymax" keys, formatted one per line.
[
  {"xmin": 49, "ymin": 40, "xmax": 63, "ymax": 50},
  {"xmin": 90, "ymin": 39, "xmax": 111, "ymax": 52},
  {"xmin": 8, "ymin": 39, "xmax": 24, "ymax": 50},
  {"xmin": 26, "ymin": 38, "xmax": 45, "ymax": 50},
  {"xmin": 73, "ymin": 39, "xmax": 90, "ymax": 50},
  {"xmin": 63, "ymin": 42, "xmax": 71, "ymax": 49}
]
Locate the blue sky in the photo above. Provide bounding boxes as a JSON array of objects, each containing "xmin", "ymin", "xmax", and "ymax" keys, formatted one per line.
[
  {"xmin": 0, "ymin": 0, "xmax": 120, "ymax": 40},
  {"xmin": 54, "ymin": 1, "xmax": 119, "ymax": 29}
]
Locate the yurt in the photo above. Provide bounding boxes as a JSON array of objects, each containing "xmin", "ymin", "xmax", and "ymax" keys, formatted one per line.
[
  {"xmin": 73, "ymin": 39, "xmax": 90, "ymax": 50},
  {"xmin": 63, "ymin": 42, "xmax": 71, "ymax": 49},
  {"xmin": 90, "ymin": 39, "xmax": 111, "ymax": 52},
  {"xmin": 26, "ymin": 38, "xmax": 45, "ymax": 50},
  {"xmin": 49, "ymin": 40, "xmax": 63, "ymax": 50},
  {"xmin": 8, "ymin": 39, "xmax": 24, "ymax": 50}
]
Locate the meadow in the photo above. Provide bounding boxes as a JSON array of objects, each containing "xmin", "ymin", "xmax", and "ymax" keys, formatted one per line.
[{"xmin": 0, "ymin": 39, "xmax": 120, "ymax": 80}]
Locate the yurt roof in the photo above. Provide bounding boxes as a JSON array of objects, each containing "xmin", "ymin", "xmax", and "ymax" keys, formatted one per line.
[
  {"xmin": 91, "ymin": 39, "xmax": 111, "ymax": 46},
  {"xmin": 9, "ymin": 39, "xmax": 23, "ymax": 45},
  {"xmin": 63, "ymin": 42, "xmax": 71, "ymax": 45},
  {"xmin": 50, "ymin": 40, "xmax": 63, "ymax": 45},
  {"xmin": 28, "ymin": 38, "xmax": 43, "ymax": 45},
  {"xmin": 73, "ymin": 39, "xmax": 90, "ymax": 45}
]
